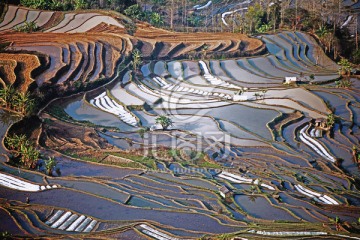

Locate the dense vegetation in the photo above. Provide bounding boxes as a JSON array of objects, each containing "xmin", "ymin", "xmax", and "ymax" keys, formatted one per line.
[
  {"xmin": 5, "ymin": 134, "xmax": 40, "ymax": 169},
  {"xmin": 19, "ymin": 0, "xmax": 135, "ymax": 12},
  {"xmin": 15, "ymin": 0, "xmax": 359, "ymax": 63},
  {"xmin": 0, "ymin": 85, "xmax": 36, "ymax": 116}
]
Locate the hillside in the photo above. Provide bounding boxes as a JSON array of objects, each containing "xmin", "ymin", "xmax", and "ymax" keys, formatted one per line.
[
  {"xmin": 1, "ymin": 3, "xmax": 360, "ymax": 240},
  {"xmin": 0, "ymin": 5, "xmax": 264, "ymax": 94}
]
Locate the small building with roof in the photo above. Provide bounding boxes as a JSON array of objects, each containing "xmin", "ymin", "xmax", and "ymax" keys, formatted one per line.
[{"xmin": 219, "ymin": 185, "xmax": 233, "ymax": 199}]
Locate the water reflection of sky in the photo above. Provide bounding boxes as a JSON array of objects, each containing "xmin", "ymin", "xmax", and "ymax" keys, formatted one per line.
[
  {"xmin": 63, "ymin": 97, "xmax": 137, "ymax": 131},
  {"xmin": 0, "ymin": 110, "xmax": 20, "ymax": 154}
]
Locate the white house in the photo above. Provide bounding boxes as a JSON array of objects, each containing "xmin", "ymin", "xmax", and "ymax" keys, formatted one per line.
[
  {"xmin": 284, "ymin": 77, "xmax": 297, "ymax": 84},
  {"xmin": 233, "ymin": 95, "xmax": 248, "ymax": 101}
]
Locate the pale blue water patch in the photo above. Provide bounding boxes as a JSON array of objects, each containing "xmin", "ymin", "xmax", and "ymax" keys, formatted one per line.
[
  {"xmin": 127, "ymin": 175, "xmax": 181, "ymax": 192},
  {"xmin": 220, "ymin": 60, "xmax": 280, "ymax": 84},
  {"xmin": 282, "ymin": 205, "xmax": 319, "ymax": 222},
  {"xmin": 54, "ymin": 155, "xmax": 143, "ymax": 178},
  {"xmin": 154, "ymin": 61, "xmax": 168, "ymax": 76},
  {"xmin": 127, "ymin": 196, "xmax": 168, "ymax": 209},
  {"xmin": 167, "ymin": 61, "xmax": 183, "ymax": 80},
  {"xmin": 238, "ymin": 58, "xmax": 278, "ymax": 78},
  {"xmin": 281, "ymin": 117, "xmax": 309, "ymax": 148},
  {"xmin": 234, "ymin": 195, "xmax": 298, "ymax": 221},
  {"xmin": 48, "ymin": 179, "xmax": 129, "ymax": 203},
  {"xmin": 209, "ymin": 60, "xmax": 232, "ymax": 81},
  {"xmin": 145, "ymin": 174, "xmax": 194, "ymax": 190},
  {"xmin": 157, "ymin": 227, "xmax": 205, "ymax": 238},
  {"xmin": 250, "ymin": 56, "xmax": 296, "ymax": 78},
  {"xmin": 294, "ymin": 32, "xmax": 339, "ymax": 70},
  {"xmin": 132, "ymin": 110, "xmax": 156, "ymax": 126},
  {"xmin": 341, "ymin": 125, "xmax": 359, "ymax": 149},
  {"xmin": 321, "ymin": 136, "xmax": 355, "ymax": 173},
  {"xmin": 182, "ymin": 61, "xmax": 200, "ymax": 79},
  {"xmin": 264, "ymin": 35, "xmax": 311, "ymax": 72},
  {"xmin": 226, "ymin": 205, "xmax": 248, "ymax": 221},
  {"xmin": 141, "ymin": 63, "xmax": 151, "ymax": 77},
  {"xmin": 149, "ymin": 172, "xmax": 219, "ymax": 191},
  {"xmin": 217, "ymin": 119, "xmax": 260, "ymax": 140},
  {"xmin": 151, "ymin": 104, "xmax": 278, "ymax": 140},
  {"xmin": 278, "ymin": 33, "xmax": 302, "ymax": 61},
  {"xmin": 230, "ymin": 183, "xmax": 253, "ymax": 190},
  {"xmin": 262, "ymin": 37, "xmax": 286, "ymax": 59},
  {"xmin": 168, "ymin": 164, "xmax": 211, "ymax": 178},
  {"xmin": 307, "ymin": 185, "xmax": 329, "ymax": 193},
  {"xmin": 208, "ymin": 169, "xmax": 221, "ymax": 176},
  {"xmin": 262, "ymin": 38, "xmax": 304, "ymax": 73},
  {"xmin": 292, "ymin": 31, "xmax": 322, "ymax": 64},
  {"xmin": 311, "ymin": 91, "xmax": 351, "ymax": 121},
  {"xmin": 186, "ymin": 75, "xmax": 208, "ymax": 85},
  {"xmin": 156, "ymin": 162, "xmax": 166, "ymax": 171},
  {"xmin": 266, "ymin": 55, "xmax": 298, "ymax": 74},
  {"xmin": 142, "ymin": 194, "xmax": 184, "ymax": 208},
  {"xmin": 64, "ymin": 96, "xmax": 136, "ymax": 131},
  {"xmin": 284, "ymin": 32, "xmax": 313, "ymax": 62},
  {"xmin": 98, "ymin": 132, "xmax": 132, "ymax": 150},
  {"xmin": 0, "ymin": 162, "xmax": 45, "ymax": 184},
  {"xmin": 0, "ymin": 110, "xmax": 20, "ymax": 155}
]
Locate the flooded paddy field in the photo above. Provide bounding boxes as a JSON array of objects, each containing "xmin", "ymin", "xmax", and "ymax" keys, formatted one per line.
[{"xmin": 1, "ymin": 30, "xmax": 360, "ymax": 239}]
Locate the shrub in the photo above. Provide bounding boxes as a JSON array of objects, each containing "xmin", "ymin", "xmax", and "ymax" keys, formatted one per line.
[
  {"xmin": 155, "ymin": 115, "xmax": 173, "ymax": 130},
  {"xmin": 124, "ymin": 4, "xmax": 144, "ymax": 20},
  {"xmin": 5, "ymin": 134, "xmax": 40, "ymax": 169},
  {"xmin": 44, "ymin": 157, "xmax": 57, "ymax": 176},
  {"xmin": 14, "ymin": 21, "xmax": 38, "ymax": 33}
]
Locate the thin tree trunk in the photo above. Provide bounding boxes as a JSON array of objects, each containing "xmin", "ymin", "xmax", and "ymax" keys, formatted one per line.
[
  {"xmin": 170, "ymin": 0, "xmax": 174, "ymax": 30},
  {"xmin": 212, "ymin": 2, "xmax": 214, "ymax": 32},
  {"xmin": 295, "ymin": 0, "xmax": 298, "ymax": 30},
  {"xmin": 356, "ymin": 14, "xmax": 359, "ymax": 51}
]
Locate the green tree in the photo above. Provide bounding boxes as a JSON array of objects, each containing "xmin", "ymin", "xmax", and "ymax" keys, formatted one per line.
[
  {"xmin": 0, "ymin": 85, "xmax": 36, "ymax": 115},
  {"xmin": 326, "ymin": 113, "xmax": 336, "ymax": 129},
  {"xmin": 316, "ymin": 25, "xmax": 330, "ymax": 38},
  {"xmin": 14, "ymin": 92, "xmax": 30, "ymax": 115},
  {"xmin": 4, "ymin": 134, "xmax": 26, "ymax": 151},
  {"xmin": 187, "ymin": 13, "xmax": 203, "ymax": 27},
  {"xmin": 20, "ymin": 0, "xmax": 49, "ymax": 9},
  {"xmin": 19, "ymin": 142, "xmax": 39, "ymax": 169},
  {"xmin": 0, "ymin": 85, "xmax": 15, "ymax": 109},
  {"xmin": 245, "ymin": 3, "xmax": 265, "ymax": 34},
  {"xmin": 150, "ymin": 12, "xmax": 164, "ymax": 27},
  {"xmin": 74, "ymin": 0, "xmax": 87, "ymax": 10},
  {"xmin": 155, "ymin": 115, "xmax": 173, "ymax": 130},
  {"xmin": 44, "ymin": 156, "xmax": 57, "ymax": 176},
  {"xmin": 351, "ymin": 49, "xmax": 360, "ymax": 64},
  {"xmin": 5, "ymin": 134, "xmax": 40, "ymax": 169},
  {"xmin": 338, "ymin": 58, "xmax": 352, "ymax": 76},
  {"xmin": 137, "ymin": 127, "xmax": 149, "ymax": 139},
  {"xmin": 14, "ymin": 21, "xmax": 38, "ymax": 33},
  {"xmin": 124, "ymin": 4, "xmax": 144, "ymax": 20},
  {"xmin": 256, "ymin": 23, "xmax": 271, "ymax": 33},
  {"xmin": 131, "ymin": 48, "xmax": 142, "ymax": 72}
]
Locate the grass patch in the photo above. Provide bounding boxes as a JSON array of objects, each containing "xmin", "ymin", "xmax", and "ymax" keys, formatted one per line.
[
  {"xmin": 197, "ymin": 161, "xmax": 221, "ymax": 169},
  {"xmin": 46, "ymin": 105, "xmax": 73, "ymax": 121},
  {"xmin": 111, "ymin": 152, "xmax": 157, "ymax": 169},
  {"xmin": 61, "ymin": 150, "xmax": 99, "ymax": 162}
]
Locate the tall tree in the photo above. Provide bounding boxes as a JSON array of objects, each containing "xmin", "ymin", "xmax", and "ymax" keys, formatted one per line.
[{"xmin": 279, "ymin": 0, "xmax": 291, "ymax": 27}]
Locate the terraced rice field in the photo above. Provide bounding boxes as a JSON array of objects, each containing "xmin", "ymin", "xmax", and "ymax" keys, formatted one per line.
[{"xmin": 0, "ymin": 3, "xmax": 360, "ymax": 239}]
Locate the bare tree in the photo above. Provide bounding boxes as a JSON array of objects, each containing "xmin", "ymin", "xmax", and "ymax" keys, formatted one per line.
[{"xmin": 279, "ymin": 0, "xmax": 291, "ymax": 27}]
